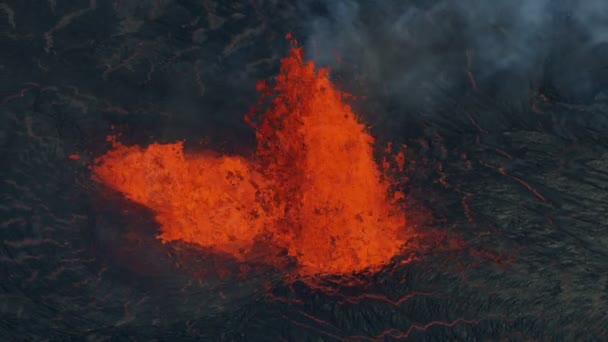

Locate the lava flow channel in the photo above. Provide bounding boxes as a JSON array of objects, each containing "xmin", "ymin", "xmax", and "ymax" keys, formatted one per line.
[{"xmin": 92, "ymin": 38, "xmax": 409, "ymax": 276}]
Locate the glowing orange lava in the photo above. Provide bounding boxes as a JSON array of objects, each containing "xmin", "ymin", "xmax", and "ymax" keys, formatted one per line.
[{"xmin": 93, "ymin": 38, "xmax": 409, "ymax": 276}]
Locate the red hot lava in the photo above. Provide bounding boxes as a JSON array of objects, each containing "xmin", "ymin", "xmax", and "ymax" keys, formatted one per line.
[{"xmin": 93, "ymin": 37, "xmax": 411, "ymax": 276}]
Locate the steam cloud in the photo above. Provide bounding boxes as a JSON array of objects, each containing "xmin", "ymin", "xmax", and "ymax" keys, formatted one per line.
[{"xmin": 298, "ymin": 0, "xmax": 608, "ymax": 111}]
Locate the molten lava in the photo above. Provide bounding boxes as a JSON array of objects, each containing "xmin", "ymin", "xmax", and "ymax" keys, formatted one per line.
[{"xmin": 93, "ymin": 38, "xmax": 408, "ymax": 276}]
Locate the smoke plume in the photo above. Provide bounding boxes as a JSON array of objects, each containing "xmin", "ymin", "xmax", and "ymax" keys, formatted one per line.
[{"xmin": 297, "ymin": 0, "xmax": 608, "ymax": 133}]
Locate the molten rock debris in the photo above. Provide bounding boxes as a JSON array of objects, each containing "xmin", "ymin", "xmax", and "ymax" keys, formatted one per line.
[{"xmin": 92, "ymin": 39, "xmax": 410, "ymax": 276}]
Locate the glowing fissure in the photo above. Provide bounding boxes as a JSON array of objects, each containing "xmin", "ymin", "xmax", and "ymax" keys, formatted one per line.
[{"xmin": 93, "ymin": 38, "xmax": 408, "ymax": 276}]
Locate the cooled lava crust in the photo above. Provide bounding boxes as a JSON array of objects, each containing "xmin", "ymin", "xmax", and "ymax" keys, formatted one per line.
[{"xmin": 2, "ymin": 1, "xmax": 608, "ymax": 340}]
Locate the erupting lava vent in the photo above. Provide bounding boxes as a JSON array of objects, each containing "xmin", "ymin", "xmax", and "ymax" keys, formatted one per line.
[{"xmin": 93, "ymin": 37, "xmax": 410, "ymax": 276}]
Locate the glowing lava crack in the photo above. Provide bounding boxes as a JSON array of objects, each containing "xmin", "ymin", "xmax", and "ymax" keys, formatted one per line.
[{"xmin": 93, "ymin": 38, "xmax": 410, "ymax": 276}]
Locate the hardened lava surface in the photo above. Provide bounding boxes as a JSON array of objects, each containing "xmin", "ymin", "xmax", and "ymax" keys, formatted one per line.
[{"xmin": 2, "ymin": 1, "xmax": 608, "ymax": 340}]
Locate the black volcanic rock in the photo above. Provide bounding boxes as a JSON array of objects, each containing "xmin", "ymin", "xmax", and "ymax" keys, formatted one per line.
[{"xmin": 1, "ymin": 1, "xmax": 608, "ymax": 340}]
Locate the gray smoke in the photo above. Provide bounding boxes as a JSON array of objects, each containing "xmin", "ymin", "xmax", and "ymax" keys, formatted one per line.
[{"xmin": 299, "ymin": 0, "xmax": 608, "ymax": 111}]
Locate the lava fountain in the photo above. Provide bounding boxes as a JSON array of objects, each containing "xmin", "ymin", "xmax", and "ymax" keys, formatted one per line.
[{"xmin": 92, "ymin": 37, "xmax": 410, "ymax": 276}]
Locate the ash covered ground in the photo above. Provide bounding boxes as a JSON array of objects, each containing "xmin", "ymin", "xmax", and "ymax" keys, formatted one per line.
[{"xmin": 2, "ymin": 1, "xmax": 608, "ymax": 340}]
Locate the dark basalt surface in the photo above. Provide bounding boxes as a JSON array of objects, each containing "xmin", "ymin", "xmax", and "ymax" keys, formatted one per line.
[{"xmin": 2, "ymin": 1, "xmax": 608, "ymax": 341}]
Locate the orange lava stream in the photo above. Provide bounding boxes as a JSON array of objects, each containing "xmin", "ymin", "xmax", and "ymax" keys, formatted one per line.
[{"xmin": 93, "ymin": 38, "xmax": 408, "ymax": 276}]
